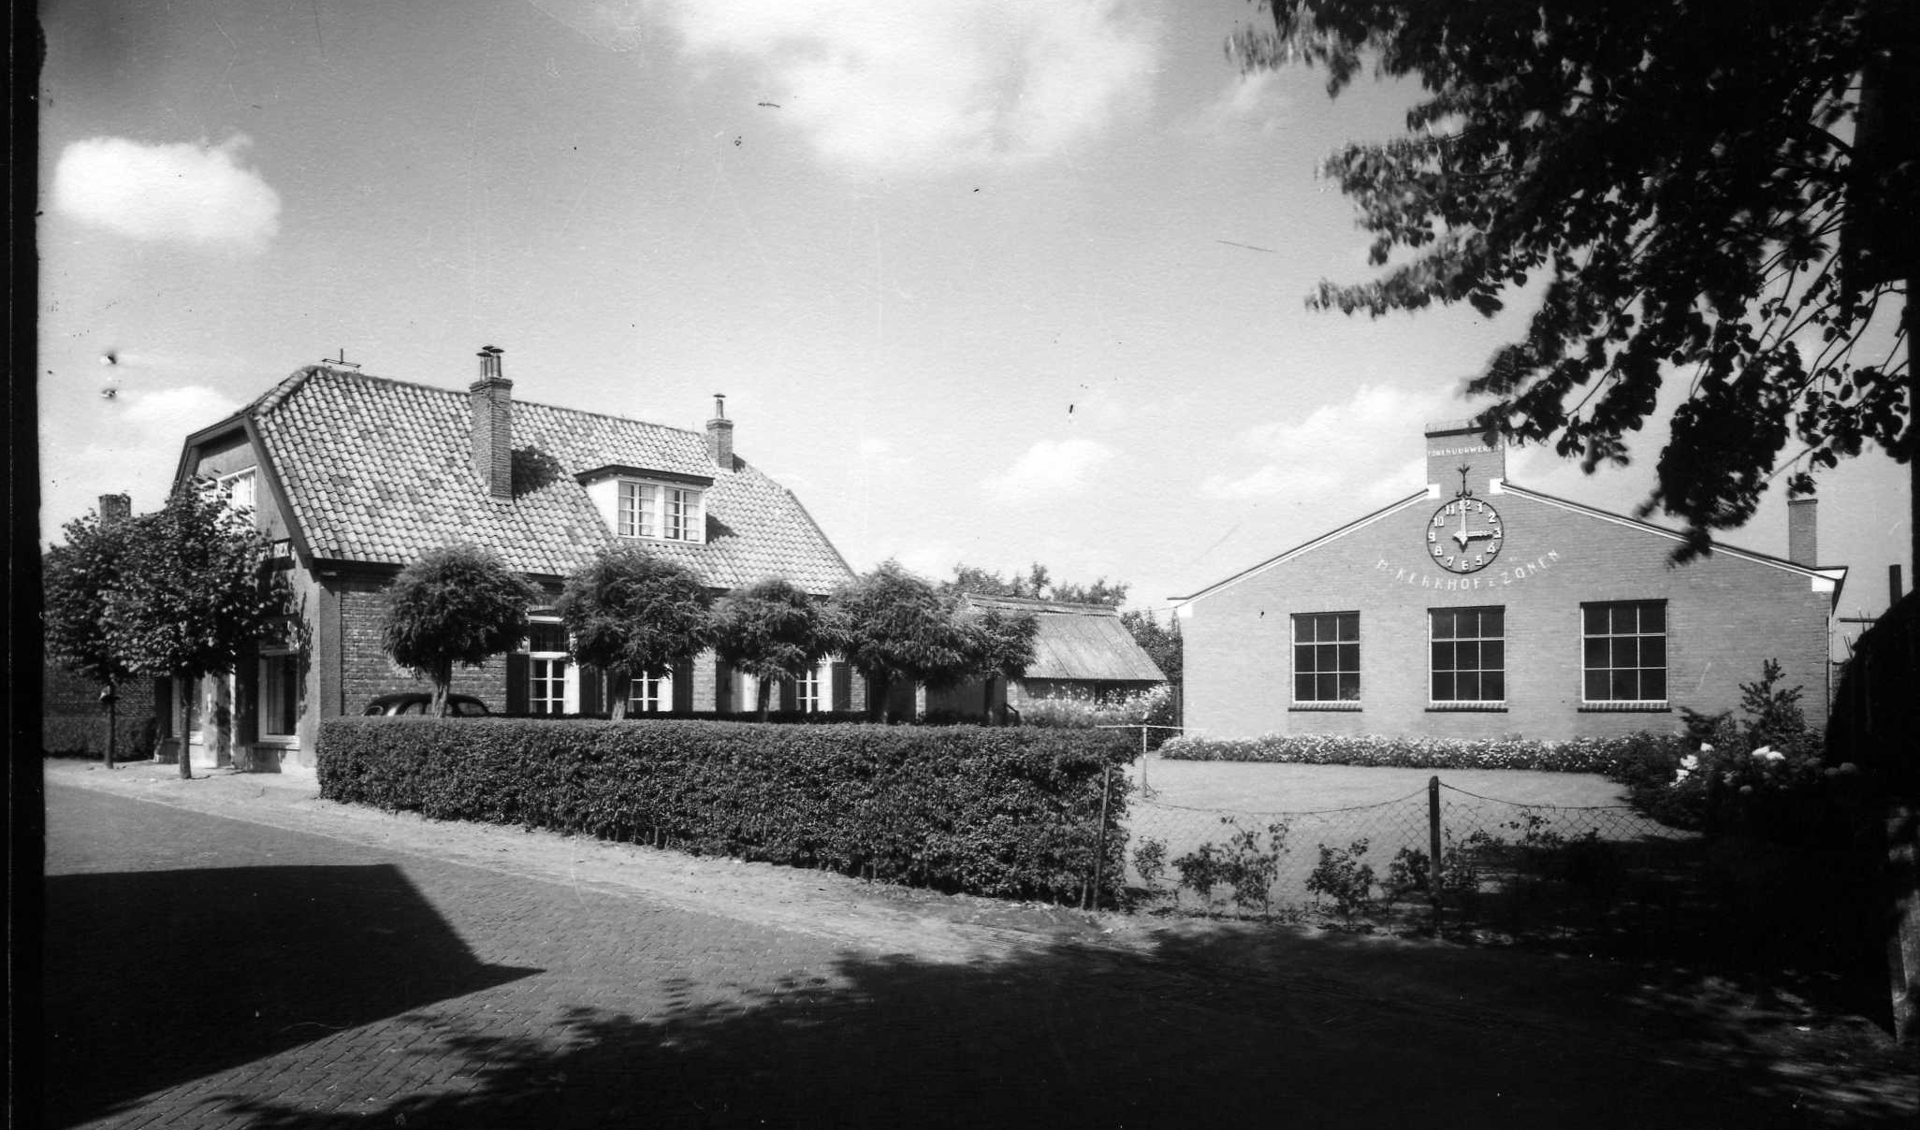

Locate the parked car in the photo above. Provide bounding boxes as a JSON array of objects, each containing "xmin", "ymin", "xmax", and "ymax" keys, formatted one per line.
[{"xmin": 362, "ymin": 693, "xmax": 492, "ymax": 717}]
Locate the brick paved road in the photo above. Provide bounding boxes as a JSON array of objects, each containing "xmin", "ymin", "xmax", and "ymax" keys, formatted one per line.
[{"xmin": 42, "ymin": 773, "xmax": 1916, "ymax": 1128}]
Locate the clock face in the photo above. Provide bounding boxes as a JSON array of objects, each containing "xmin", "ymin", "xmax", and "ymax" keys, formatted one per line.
[{"xmin": 1427, "ymin": 497, "xmax": 1504, "ymax": 574}]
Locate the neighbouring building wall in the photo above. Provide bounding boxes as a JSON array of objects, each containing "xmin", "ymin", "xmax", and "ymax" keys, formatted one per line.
[
  {"xmin": 1182, "ymin": 489, "xmax": 1835, "ymax": 742},
  {"xmin": 43, "ymin": 663, "xmax": 159, "ymax": 757}
]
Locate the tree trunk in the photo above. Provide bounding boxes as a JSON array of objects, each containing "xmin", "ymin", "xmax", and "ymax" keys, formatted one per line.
[
  {"xmin": 609, "ymin": 669, "xmax": 628, "ymax": 721},
  {"xmin": 757, "ymin": 677, "xmax": 772, "ymax": 722},
  {"xmin": 177, "ymin": 681, "xmax": 192, "ymax": 779},
  {"xmin": 432, "ymin": 661, "xmax": 452, "ymax": 718},
  {"xmin": 982, "ymin": 674, "xmax": 996, "ymax": 725},
  {"xmin": 870, "ymin": 671, "xmax": 892, "ymax": 724},
  {"xmin": 102, "ymin": 685, "xmax": 117, "ymax": 770}
]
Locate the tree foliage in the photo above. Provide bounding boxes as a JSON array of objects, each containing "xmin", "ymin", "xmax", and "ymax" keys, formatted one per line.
[
  {"xmin": 942, "ymin": 561, "xmax": 1129, "ymax": 607},
  {"xmin": 383, "ymin": 545, "xmax": 538, "ymax": 717},
  {"xmin": 105, "ymin": 483, "xmax": 284, "ymax": 775},
  {"xmin": 832, "ymin": 561, "xmax": 976, "ymax": 721},
  {"xmin": 1121, "ymin": 609, "xmax": 1183, "ymax": 682},
  {"xmin": 711, "ymin": 577, "xmax": 834, "ymax": 720},
  {"xmin": 1231, "ymin": 0, "xmax": 1917, "ymax": 557},
  {"xmin": 43, "ymin": 505, "xmax": 140, "ymax": 767},
  {"xmin": 556, "ymin": 545, "xmax": 712, "ymax": 719}
]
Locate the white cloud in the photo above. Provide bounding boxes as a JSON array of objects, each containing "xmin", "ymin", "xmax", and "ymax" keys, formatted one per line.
[
  {"xmin": 982, "ymin": 436, "xmax": 1117, "ymax": 500},
  {"xmin": 549, "ymin": 0, "xmax": 1158, "ymax": 172},
  {"xmin": 1199, "ymin": 383, "xmax": 1461, "ymax": 505},
  {"xmin": 1185, "ymin": 70, "xmax": 1293, "ymax": 138},
  {"xmin": 52, "ymin": 136, "xmax": 281, "ymax": 252}
]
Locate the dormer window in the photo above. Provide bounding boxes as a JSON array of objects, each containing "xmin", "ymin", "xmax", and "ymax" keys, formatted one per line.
[
  {"xmin": 581, "ymin": 464, "xmax": 714, "ymax": 545},
  {"xmin": 216, "ymin": 468, "xmax": 256, "ymax": 519},
  {"xmin": 615, "ymin": 479, "xmax": 703, "ymax": 543}
]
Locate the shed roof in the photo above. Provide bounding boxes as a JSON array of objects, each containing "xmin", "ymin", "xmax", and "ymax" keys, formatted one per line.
[{"xmin": 964, "ymin": 595, "xmax": 1167, "ymax": 682}]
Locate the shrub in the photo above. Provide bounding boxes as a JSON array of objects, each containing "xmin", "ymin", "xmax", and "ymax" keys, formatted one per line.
[
  {"xmin": 1131, "ymin": 836, "xmax": 1169, "ymax": 886},
  {"xmin": 1305, "ymin": 839, "xmax": 1377, "ymax": 924},
  {"xmin": 319, "ymin": 718, "xmax": 1133, "ymax": 905},
  {"xmin": 1161, "ymin": 731, "xmax": 1684, "ymax": 775},
  {"xmin": 1022, "ymin": 684, "xmax": 1179, "ymax": 749}
]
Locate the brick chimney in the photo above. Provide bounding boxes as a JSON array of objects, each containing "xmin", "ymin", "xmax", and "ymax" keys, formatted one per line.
[
  {"xmin": 99, "ymin": 493, "xmax": 131, "ymax": 527},
  {"xmin": 1425, "ymin": 420, "xmax": 1507, "ymax": 497},
  {"xmin": 1787, "ymin": 496, "xmax": 1818, "ymax": 565},
  {"xmin": 706, "ymin": 393, "xmax": 734, "ymax": 470},
  {"xmin": 469, "ymin": 346, "xmax": 512, "ymax": 499}
]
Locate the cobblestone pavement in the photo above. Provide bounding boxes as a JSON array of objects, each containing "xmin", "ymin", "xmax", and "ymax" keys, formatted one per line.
[{"xmin": 40, "ymin": 759, "xmax": 1918, "ymax": 1128}]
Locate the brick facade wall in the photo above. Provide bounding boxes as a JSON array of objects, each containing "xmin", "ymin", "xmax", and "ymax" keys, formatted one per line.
[{"xmin": 1183, "ymin": 489, "xmax": 1835, "ymax": 741}]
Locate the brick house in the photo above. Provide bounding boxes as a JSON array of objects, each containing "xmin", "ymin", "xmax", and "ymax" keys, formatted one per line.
[
  {"xmin": 925, "ymin": 595, "xmax": 1167, "ymax": 720},
  {"xmin": 158, "ymin": 349, "xmax": 859, "ymax": 772},
  {"xmin": 1175, "ymin": 422, "xmax": 1847, "ymax": 741}
]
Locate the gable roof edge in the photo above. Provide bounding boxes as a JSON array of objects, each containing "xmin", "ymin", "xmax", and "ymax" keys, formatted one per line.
[{"xmin": 1175, "ymin": 491, "xmax": 1429, "ymax": 606}]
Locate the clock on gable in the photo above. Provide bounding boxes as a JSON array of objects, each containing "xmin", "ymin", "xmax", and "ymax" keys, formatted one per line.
[{"xmin": 1427, "ymin": 467, "xmax": 1503, "ymax": 574}]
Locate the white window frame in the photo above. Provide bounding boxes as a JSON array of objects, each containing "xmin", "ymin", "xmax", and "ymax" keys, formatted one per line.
[
  {"xmin": 615, "ymin": 478, "xmax": 704, "ymax": 544},
  {"xmin": 525, "ymin": 618, "xmax": 575, "ymax": 715},
  {"xmin": 217, "ymin": 468, "xmax": 257, "ymax": 519},
  {"xmin": 1428, "ymin": 606, "xmax": 1506, "ymax": 710},
  {"xmin": 626, "ymin": 671, "xmax": 673, "ymax": 713},
  {"xmin": 796, "ymin": 662, "xmax": 824, "ymax": 713}
]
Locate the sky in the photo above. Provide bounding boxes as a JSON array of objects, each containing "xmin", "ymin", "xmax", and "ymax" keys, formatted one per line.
[{"xmin": 36, "ymin": 0, "xmax": 1913, "ymax": 653}]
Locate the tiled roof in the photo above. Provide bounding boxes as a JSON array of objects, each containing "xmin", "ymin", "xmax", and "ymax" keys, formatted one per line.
[
  {"xmin": 249, "ymin": 366, "xmax": 853, "ymax": 593},
  {"xmin": 963, "ymin": 595, "xmax": 1167, "ymax": 682}
]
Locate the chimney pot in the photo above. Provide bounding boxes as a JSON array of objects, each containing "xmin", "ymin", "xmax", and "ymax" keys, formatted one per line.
[
  {"xmin": 707, "ymin": 394, "xmax": 735, "ymax": 470},
  {"xmin": 1787, "ymin": 496, "xmax": 1818, "ymax": 566},
  {"xmin": 469, "ymin": 347, "xmax": 513, "ymax": 499},
  {"xmin": 99, "ymin": 493, "xmax": 131, "ymax": 527}
]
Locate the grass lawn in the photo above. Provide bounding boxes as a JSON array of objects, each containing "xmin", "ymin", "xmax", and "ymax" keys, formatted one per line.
[{"xmin": 1133, "ymin": 756, "xmax": 1630, "ymax": 813}]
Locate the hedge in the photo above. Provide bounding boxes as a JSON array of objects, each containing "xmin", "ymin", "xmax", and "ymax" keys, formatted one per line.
[
  {"xmin": 1159, "ymin": 731, "xmax": 1692, "ymax": 776},
  {"xmin": 319, "ymin": 718, "xmax": 1135, "ymax": 904}
]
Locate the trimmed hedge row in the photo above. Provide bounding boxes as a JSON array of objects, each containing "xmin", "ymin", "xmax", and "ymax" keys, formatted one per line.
[
  {"xmin": 1159, "ymin": 730, "xmax": 1692, "ymax": 776},
  {"xmin": 319, "ymin": 718, "xmax": 1134, "ymax": 904}
]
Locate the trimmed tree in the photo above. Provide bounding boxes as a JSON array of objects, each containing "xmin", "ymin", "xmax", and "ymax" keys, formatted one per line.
[
  {"xmin": 106, "ymin": 483, "xmax": 282, "ymax": 778},
  {"xmin": 556, "ymin": 545, "xmax": 712, "ymax": 720},
  {"xmin": 711, "ymin": 577, "xmax": 836, "ymax": 721},
  {"xmin": 960, "ymin": 605, "xmax": 1040, "ymax": 723},
  {"xmin": 43, "ymin": 505, "xmax": 139, "ymax": 768},
  {"xmin": 382, "ymin": 545, "xmax": 538, "ymax": 718},
  {"xmin": 831, "ymin": 561, "xmax": 974, "ymax": 723}
]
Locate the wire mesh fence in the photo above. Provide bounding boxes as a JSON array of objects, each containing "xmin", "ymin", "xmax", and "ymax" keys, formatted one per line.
[{"xmin": 1114, "ymin": 769, "xmax": 1707, "ymax": 947}]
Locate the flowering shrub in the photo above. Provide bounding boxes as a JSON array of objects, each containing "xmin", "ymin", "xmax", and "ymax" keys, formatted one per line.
[
  {"xmin": 1159, "ymin": 730, "xmax": 1682, "ymax": 775},
  {"xmin": 1022, "ymin": 684, "xmax": 1179, "ymax": 748}
]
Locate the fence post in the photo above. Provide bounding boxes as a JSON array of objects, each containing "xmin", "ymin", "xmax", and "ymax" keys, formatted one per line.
[
  {"xmin": 1089, "ymin": 759, "xmax": 1114, "ymax": 912},
  {"xmin": 1429, "ymin": 775, "xmax": 1443, "ymax": 933}
]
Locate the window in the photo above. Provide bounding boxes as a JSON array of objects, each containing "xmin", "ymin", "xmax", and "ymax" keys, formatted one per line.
[
  {"xmin": 1430, "ymin": 607, "xmax": 1505, "ymax": 707},
  {"xmin": 259, "ymin": 650, "xmax": 301, "ymax": 737},
  {"xmin": 217, "ymin": 468, "xmax": 256, "ymax": 516},
  {"xmin": 1293, "ymin": 612, "xmax": 1360, "ymax": 705},
  {"xmin": 526, "ymin": 621, "xmax": 570, "ymax": 715},
  {"xmin": 616, "ymin": 479, "xmax": 702, "ymax": 543},
  {"xmin": 1582, "ymin": 601, "xmax": 1667, "ymax": 706},
  {"xmin": 794, "ymin": 656, "xmax": 825, "ymax": 709},
  {"xmin": 627, "ymin": 672, "xmax": 672, "ymax": 713}
]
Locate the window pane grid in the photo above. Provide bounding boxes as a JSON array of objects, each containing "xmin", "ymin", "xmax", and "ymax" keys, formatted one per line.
[
  {"xmin": 1430, "ymin": 606, "xmax": 1505, "ymax": 705},
  {"xmin": 1293, "ymin": 613, "xmax": 1360, "ymax": 702},
  {"xmin": 627, "ymin": 674, "xmax": 669, "ymax": 713},
  {"xmin": 1582, "ymin": 600, "xmax": 1668, "ymax": 704}
]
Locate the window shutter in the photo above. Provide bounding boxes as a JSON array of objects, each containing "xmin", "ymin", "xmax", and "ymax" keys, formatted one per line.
[
  {"xmin": 831, "ymin": 662, "xmax": 852, "ymax": 712},
  {"xmin": 506, "ymin": 653, "xmax": 529, "ymax": 714},
  {"xmin": 779, "ymin": 677, "xmax": 798, "ymax": 712},
  {"xmin": 579, "ymin": 666, "xmax": 604, "ymax": 716},
  {"xmin": 671, "ymin": 660, "xmax": 694, "ymax": 711},
  {"xmin": 715, "ymin": 659, "xmax": 734, "ymax": 713}
]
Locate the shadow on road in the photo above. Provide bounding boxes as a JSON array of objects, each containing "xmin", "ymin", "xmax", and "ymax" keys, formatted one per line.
[
  {"xmin": 211, "ymin": 924, "xmax": 1915, "ymax": 1129},
  {"xmin": 42, "ymin": 864, "xmax": 537, "ymax": 1128}
]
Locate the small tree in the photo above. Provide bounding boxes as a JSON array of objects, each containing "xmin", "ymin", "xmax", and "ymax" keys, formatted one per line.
[
  {"xmin": 382, "ymin": 545, "xmax": 538, "ymax": 718},
  {"xmin": 557, "ymin": 545, "xmax": 712, "ymax": 719},
  {"xmin": 43, "ymin": 506, "xmax": 139, "ymax": 768},
  {"xmin": 831, "ymin": 561, "xmax": 973, "ymax": 723},
  {"xmin": 1121, "ymin": 608, "xmax": 1182, "ymax": 682},
  {"xmin": 107, "ymin": 483, "xmax": 282, "ymax": 778},
  {"xmin": 711, "ymin": 577, "xmax": 835, "ymax": 721},
  {"xmin": 960, "ymin": 605, "xmax": 1039, "ymax": 722}
]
